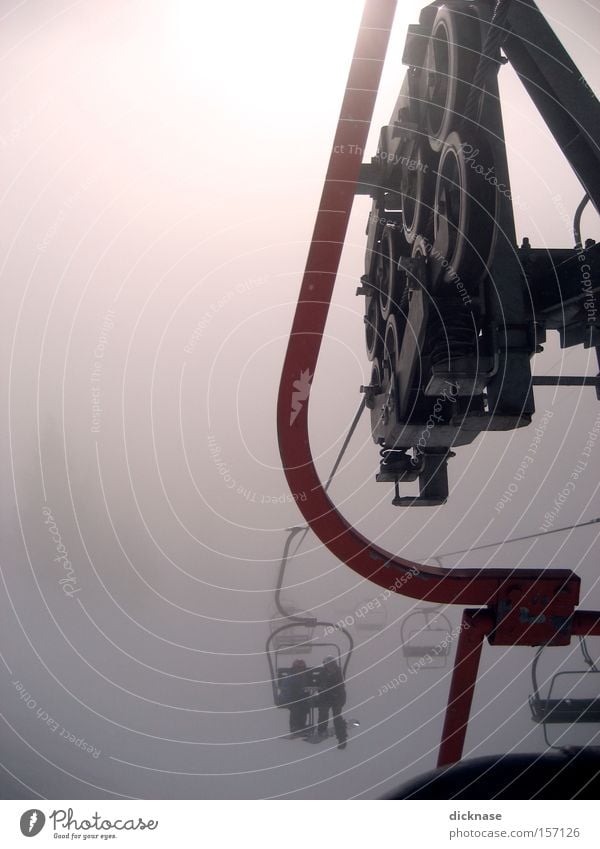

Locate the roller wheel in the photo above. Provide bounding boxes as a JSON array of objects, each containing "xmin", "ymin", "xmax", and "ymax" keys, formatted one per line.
[
  {"xmin": 400, "ymin": 139, "xmax": 435, "ymax": 244},
  {"xmin": 376, "ymin": 227, "xmax": 409, "ymax": 321},
  {"xmin": 365, "ymin": 294, "xmax": 385, "ymax": 362},
  {"xmin": 433, "ymin": 130, "xmax": 497, "ymax": 291},
  {"xmin": 421, "ymin": 3, "xmax": 482, "ymax": 152}
]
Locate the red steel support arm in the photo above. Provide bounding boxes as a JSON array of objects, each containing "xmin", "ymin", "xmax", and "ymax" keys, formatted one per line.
[{"xmin": 437, "ymin": 609, "xmax": 495, "ymax": 766}]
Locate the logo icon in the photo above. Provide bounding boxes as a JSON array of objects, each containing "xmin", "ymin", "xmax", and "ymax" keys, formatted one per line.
[
  {"xmin": 20, "ymin": 810, "xmax": 45, "ymax": 837},
  {"xmin": 290, "ymin": 369, "xmax": 312, "ymax": 425}
]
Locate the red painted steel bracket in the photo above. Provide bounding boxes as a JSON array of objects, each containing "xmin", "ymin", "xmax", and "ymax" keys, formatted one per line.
[{"xmin": 437, "ymin": 606, "xmax": 599, "ymax": 767}]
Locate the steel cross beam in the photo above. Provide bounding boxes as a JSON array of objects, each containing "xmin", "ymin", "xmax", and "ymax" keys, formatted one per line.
[{"xmin": 503, "ymin": 0, "xmax": 600, "ymax": 214}]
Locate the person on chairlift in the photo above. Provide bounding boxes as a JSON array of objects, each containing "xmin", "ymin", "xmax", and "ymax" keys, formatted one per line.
[
  {"xmin": 280, "ymin": 658, "xmax": 311, "ymax": 736},
  {"xmin": 316, "ymin": 656, "xmax": 348, "ymax": 749}
]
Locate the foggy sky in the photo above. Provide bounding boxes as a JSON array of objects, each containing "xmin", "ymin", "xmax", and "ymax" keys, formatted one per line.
[{"xmin": 1, "ymin": 0, "xmax": 599, "ymax": 800}]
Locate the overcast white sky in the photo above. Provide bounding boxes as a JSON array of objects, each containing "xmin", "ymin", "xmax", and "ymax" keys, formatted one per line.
[{"xmin": 1, "ymin": 0, "xmax": 600, "ymax": 801}]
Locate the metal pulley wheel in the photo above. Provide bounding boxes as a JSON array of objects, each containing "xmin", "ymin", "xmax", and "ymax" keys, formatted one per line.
[
  {"xmin": 367, "ymin": 356, "xmax": 385, "ymax": 433},
  {"xmin": 364, "ymin": 292, "xmax": 385, "ymax": 361},
  {"xmin": 376, "ymin": 226, "xmax": 409, "ymax": 321},
  {"xmin": 375, "ymin": 315, "xmax": 400, "ymax": 429},
  {"xmin": 382, "ymin": 313, "xmax": 401, "ymax": 394},
  {"xmin": 369, "ymin": 357, "xmax": 383, "ymax": 400},
  {"xmin": 400, "ymin": 139, "xmax": 435, "ymax": 244},
  {"xmin": 411, "ymin": 234, "xmax": 431, "ymax": 263},
  {"xmin": 421, "ymin": 3, "xmax": 482, "ymax": 152},
  {"xmin": 432, "ymin": 130, "xmax": 497, "ymax": 291}
]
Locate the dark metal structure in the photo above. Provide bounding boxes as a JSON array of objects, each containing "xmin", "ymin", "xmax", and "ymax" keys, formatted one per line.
[
  {"xmin": 356, "ymin": 0, "xmax": 600, "ymax": 507},
  {"xmin": 276, "ymin": 0, "xmax": 600, "ymax": 771},
  {"xmin": 388, "ymin": 747, "xmax": 600, "ymax": 799}
]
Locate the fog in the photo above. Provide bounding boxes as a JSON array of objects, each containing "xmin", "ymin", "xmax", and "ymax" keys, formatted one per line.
[{"xmin": 1, "ymin": 0, "xmax": 600, "ymax": 799}]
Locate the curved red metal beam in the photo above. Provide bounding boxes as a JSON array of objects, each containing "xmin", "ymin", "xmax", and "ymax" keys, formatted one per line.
[{"xmin": 276, "ymin": 0, "xmax": 574, "ymax": 605}]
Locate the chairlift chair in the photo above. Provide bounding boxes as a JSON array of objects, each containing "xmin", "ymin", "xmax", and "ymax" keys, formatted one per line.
[
  {"xmin": 334, "ymin": 599, "xmax": 388, "ymax": 633},
  {"xmin": 355, "ymin": 599, "xmax": 388, "ymax": 633},
  {"xmin": 401, "ymin": 607, "xmax": 453, "ymax": 669},
  {"xmin": 269, "ymin": 605, "xmax": 316, "ymax": 655},
  {"xmin": 529, "ymin": 638, "xmax": 600, "ymax": 748},
  {"xmin": 266, "ymin": 622, "xmax": 353, "ymax": 710},
  {"xmin": 267, "ymin": 527, "xmax": 355, "ymax": 732}
]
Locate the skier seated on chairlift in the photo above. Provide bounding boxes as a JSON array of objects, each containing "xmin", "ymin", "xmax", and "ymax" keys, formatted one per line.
[
  {"xmin": 279, "ymin": 658, "xmax": 311, "ymax": 736},
  {"xmin": 316, "ymin": 656, "xmax": 348, "ymax": 749}
]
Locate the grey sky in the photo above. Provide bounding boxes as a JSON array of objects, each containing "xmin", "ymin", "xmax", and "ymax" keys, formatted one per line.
[{"xmin": 1, "ymin": 0, "xmax": 599, "ymax": 800}]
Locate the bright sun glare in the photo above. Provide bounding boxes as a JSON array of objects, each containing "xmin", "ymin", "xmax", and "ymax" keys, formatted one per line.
[{"xmin": 165, "ymin": 0, "xmax": 366, "ymax": 103}]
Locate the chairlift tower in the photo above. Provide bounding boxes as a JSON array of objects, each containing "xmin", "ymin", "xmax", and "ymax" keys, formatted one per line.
[{"xmin": 277, "ymin": 0, "xmax": 600, "ymax": 787}]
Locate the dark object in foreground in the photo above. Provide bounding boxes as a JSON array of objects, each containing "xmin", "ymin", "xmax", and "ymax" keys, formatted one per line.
[{"xmin": 386, "ymin": 747, "xmax": 600, "ymax": 799}]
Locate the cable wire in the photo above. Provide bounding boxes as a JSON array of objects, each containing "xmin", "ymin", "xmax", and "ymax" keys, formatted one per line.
[
  {"xmin": 268, "ymin": 397, "xmax": 367, "ymax": 696},
  {"xmin": 430, "ymin": 517, "xmax": 600, "ymax": 561},
  {"xmin": 290, "ymin": 396, "xmax": 367, "ymax": 559},
  {"xmin": 574, "ymin": 193, "xmax": 590, "ymax": 248}
]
